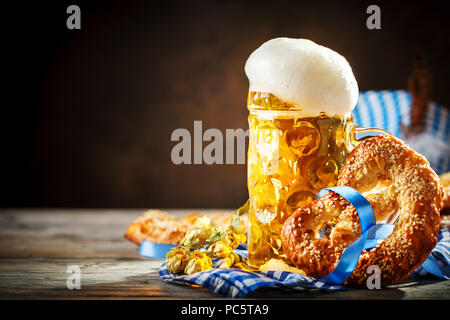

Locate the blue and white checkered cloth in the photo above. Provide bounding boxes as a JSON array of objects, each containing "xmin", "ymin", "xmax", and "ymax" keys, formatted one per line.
[
  {"xmin": 353, "ymin": 90, "xmax": 450, "ymax": 175},
  {"xmin": 158, "ymin": 91, "xmax": 450, "ymax": 297},
  {"xmin": 159, "ymin": 228, "xmax": 449, "ymax": 298}
]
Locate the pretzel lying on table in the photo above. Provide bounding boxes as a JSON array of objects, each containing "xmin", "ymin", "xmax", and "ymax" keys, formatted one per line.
[
  {"xmin": 125, "ymin": 209, "xmax": 247, "ymax": 246},
  {"xmin": 281, "ymin": 135, "xmax": 443, "ymax": 287}
]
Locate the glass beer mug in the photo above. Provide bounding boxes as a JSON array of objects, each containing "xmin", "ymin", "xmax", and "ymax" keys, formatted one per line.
[{"xmin": 246, "ymin": 91, "xmax": 389, "ymax": 267}]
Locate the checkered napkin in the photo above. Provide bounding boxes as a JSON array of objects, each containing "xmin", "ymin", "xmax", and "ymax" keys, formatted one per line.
[
  {"xmin": 353, "ymin": 90, "xmax": 450, "ymax": 175},
  {"xmin": 411, "ymin": 228, "xmax": 450, "ymax": 279},
  {"xmin": 159, "ymin": 228, "xmax": 449, "ymax": 298}
]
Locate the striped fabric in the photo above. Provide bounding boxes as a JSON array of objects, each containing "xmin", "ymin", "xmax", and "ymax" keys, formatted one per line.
[
  {"xmin": 159, "ymin": 228, "xmax": 449, "ymax": 298},
  {"xmin": 413, "ymin": 228, "xmax": 450, "ymax": 278},
  {"xmin": 353, "ymin": 90, "xmax": 450, "ymax": 174}
]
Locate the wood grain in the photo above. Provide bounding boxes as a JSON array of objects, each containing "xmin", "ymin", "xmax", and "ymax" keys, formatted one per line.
[{"xmin": 0, "ymin": 209, "xmax": 448, "ymax": 299}]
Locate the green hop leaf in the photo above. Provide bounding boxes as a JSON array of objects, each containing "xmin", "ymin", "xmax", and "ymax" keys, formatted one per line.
[{"xmin": 231, "ymin": 199, "xmax": 249, "ymax": 230}]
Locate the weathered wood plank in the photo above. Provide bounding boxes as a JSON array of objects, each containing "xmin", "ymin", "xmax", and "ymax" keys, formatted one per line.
[
  {"xmin": 0, "ymin": 258, "xmax": 216, "ymax": 299},
  {"xmin": 0, "ymin": 258, "xmax": 448, "ymax": 299},
  {"xmin": 0, "ymin": 209, "xmax": 229, "ymax": 258}
]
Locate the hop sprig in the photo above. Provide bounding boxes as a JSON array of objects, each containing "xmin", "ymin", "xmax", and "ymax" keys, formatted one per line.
[
  {"xmin": 166, "ymin": 247, "xmax": 191, "ymax": 274},
  {"xmin": 230, "ymin": 199, "xmax": 249, "ymax": 231},
  {"xmin": 166, "ymin": 200, "xmax": 249, "ymax": 275},
  {"xmin": 206, "ymin": 240, "xmax": 233, "ymax": 259},
  {"xmin": 179, "ymin": 216, "xmax": 215, "ymax": 249}
]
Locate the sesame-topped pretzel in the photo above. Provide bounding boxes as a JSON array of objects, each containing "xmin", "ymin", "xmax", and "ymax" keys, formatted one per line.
[{"xmin": 281, "ymin": 135, "xmax": 443, "ymax": 287}]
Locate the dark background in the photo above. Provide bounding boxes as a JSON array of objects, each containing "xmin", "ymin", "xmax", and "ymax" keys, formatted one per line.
[{"xmin": 2, "ymin": 0, "xmax": 449, "ymax": 208}]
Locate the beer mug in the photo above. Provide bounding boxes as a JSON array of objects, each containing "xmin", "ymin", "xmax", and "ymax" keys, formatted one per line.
[{"xmin": 246, "ymin": 91, "xmax": 390, "ymax": 266}]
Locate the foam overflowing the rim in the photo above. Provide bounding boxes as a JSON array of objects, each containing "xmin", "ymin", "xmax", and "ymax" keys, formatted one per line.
[{"xmin": 245, "ymin": 38, "xmax": 359, "ymax": 118}]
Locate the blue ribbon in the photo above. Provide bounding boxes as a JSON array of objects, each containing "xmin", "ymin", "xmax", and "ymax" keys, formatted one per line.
[
  {"xmin": 139, "ymin": 241, "xmax": 175, "ymax": 258},
  {"xmin": 139, "ymin": 240, "xmax": 248, "ymax": 259},
  {"xmin": 316, "ymin": 186, "xmax": 447, "ymax": 284},
  {"xmin": 317, "ymin": 186, "xmax": 394, "ymax": 284},
  {"xmin": 363, "ymin": 223, "xmax": 394, "ymax": 250}
]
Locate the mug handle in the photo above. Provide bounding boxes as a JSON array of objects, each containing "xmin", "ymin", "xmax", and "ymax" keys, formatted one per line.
[{"xmin": 347, "ymin": 124, "xmax": 392, "ymax": 152}]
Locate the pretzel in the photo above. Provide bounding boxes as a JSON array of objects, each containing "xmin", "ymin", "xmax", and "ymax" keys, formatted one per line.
[
  {"xmin": 125, "ymin": 210, "xmax": 247, "ymax": 245},
  {"xmin": 281, "ymin": 135, "xmax": 443, "ymax": 287},
  {"xmin": 124, "ymin": 210, "xmax": 193, "ymax": 245}
]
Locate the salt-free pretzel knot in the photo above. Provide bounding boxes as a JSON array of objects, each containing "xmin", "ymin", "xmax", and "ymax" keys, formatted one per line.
[{"xmin": 281, "ymin": 135, "xmax": 443, "ymax": 287}]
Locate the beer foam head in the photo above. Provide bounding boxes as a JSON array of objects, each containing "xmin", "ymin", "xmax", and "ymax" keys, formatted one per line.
[{"xmin": 245, "ymin": 38, "xmax": 358, "ymax": 117}]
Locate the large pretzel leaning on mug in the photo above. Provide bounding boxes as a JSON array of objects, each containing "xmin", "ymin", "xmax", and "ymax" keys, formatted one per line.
[{"xmin": 281, "ymin": 135, "xmax": 443, "ymax": 287}]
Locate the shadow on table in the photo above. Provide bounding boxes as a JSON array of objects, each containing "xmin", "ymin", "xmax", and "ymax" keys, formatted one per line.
[{"xmin": 248, "ymin": 276, "xmax": 448, "ymax": 300}]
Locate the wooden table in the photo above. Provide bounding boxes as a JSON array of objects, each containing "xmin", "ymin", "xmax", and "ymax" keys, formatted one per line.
[{"xmin": 0, "ymin": 209, "xmax": 449, "ymax": 300}]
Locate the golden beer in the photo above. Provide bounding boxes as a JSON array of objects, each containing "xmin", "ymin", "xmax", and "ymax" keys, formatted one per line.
[{"xmin": 247, "ymin": 91, "xmax": 354, "ymax": 266}]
